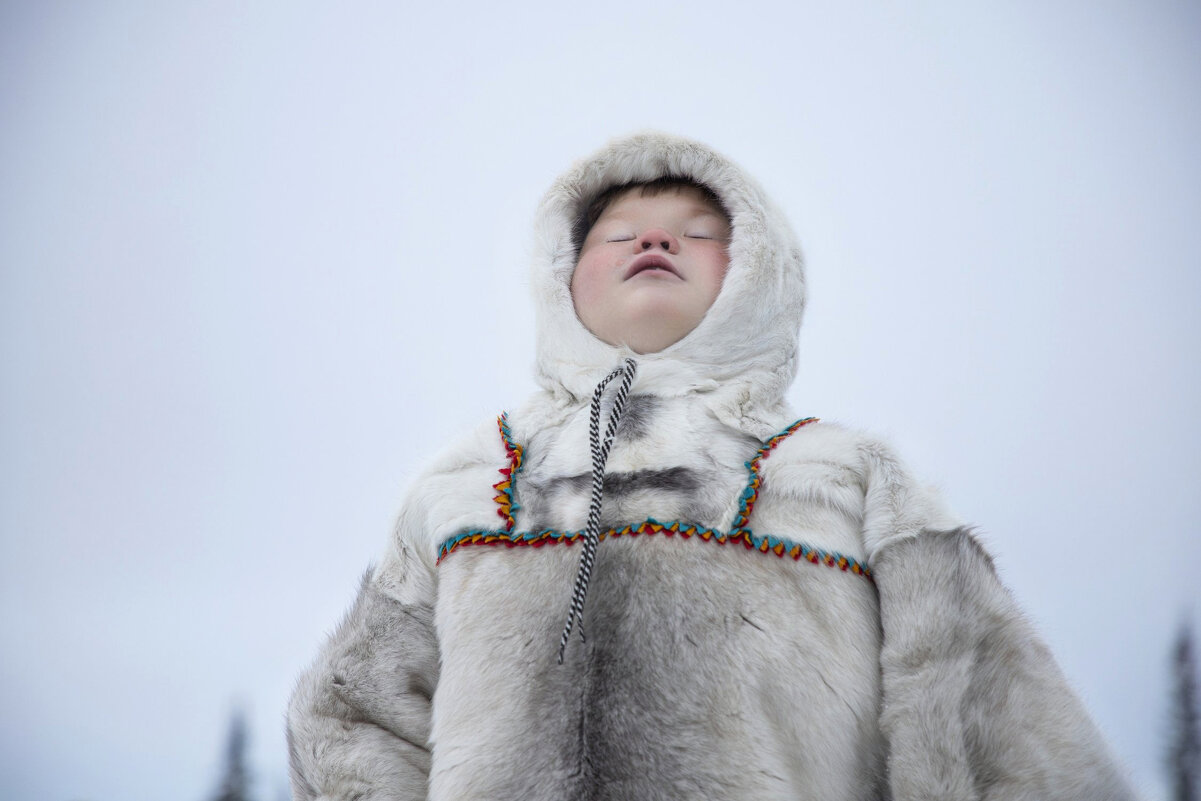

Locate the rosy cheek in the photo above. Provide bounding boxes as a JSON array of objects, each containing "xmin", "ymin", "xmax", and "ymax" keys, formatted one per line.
[{"xmin": 570, "ymin": 259, "xmax": 606, "ymax": 310}]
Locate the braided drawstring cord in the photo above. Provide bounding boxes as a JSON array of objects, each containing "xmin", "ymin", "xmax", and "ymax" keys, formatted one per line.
[{"xmin": 557, "ymin": 357, "xmax": 638, "ymax": 664}]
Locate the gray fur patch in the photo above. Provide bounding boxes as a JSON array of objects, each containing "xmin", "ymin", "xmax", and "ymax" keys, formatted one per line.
[
  {"xmin": 614, "ymin": 394, "xmax": 659, "ymax": 442},
  {"xmin": 557, "ymin": 548, "xmax": 762, "ymax": 800},
  {"xmin": 541, "ymin": 468, "xmax": 694, "ymax": 498},
  {"xmin": 524, "ymin": 467, "xmax": 707, "ymax": 531},
  {"xmin": 604, "ymin": 466, "xmax": 700, "ymax": 496}
]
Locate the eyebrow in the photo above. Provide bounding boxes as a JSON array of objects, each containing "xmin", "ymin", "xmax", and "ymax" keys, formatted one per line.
[
  {"xmin": 601, "ymin": 203, "xmax": 728, "ymax": 223},
  {"xmin": 684, "ymin": 203, "xmax": 727, "ymax": 218}
]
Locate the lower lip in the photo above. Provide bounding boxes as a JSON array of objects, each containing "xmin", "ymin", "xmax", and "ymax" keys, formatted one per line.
[{"xmin": 630, "ymin": 267, "xmax": 679, "ymax": 279}]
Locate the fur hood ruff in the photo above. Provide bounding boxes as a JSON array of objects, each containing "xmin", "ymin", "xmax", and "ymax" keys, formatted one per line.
[{"xmin": 531, "ymin": 132, "xmax": 804, "ymax": 440}]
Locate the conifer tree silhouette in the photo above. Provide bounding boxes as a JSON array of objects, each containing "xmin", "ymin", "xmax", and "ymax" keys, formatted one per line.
[
  {"xmin": 1170, "ymin": 621, "xmax": 1200, "ymax": 801},
  {"xmin": 212, "ymin": 709, "xmax": 252, "ymax": 801}
]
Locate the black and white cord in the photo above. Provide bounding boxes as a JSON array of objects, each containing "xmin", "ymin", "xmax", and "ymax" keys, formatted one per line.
[{"xmin": 557, "ymin": 357, "xmax": 638, "ymax": 664}]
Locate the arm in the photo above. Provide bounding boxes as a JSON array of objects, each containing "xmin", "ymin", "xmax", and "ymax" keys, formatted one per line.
[
  {"xmin": 875, "ymin": 528, "xmax": 1134, "ymax": 801},
  {"xmin": 285, "ymin": 415, "xmax": 515, "ymax": 799},
  {"xmin": 287, "ymin": 533, "xmax": 439, "ymax": 801},
  {"xmin": 859, "ymin": 442, "xmax": 1133, "ymax": 799}
]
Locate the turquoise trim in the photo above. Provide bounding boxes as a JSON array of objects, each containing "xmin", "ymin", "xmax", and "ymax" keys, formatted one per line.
[
  {"xmin": 729, "ymin": 417, "xmax": 818, "ymax": 530},
  {"xmin": 436, "ymin": 517, "xmax": 872, "ymax": 580}
]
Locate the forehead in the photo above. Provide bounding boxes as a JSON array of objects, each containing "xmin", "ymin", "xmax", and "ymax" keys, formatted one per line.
[{"xmin": 598, "ymin": 185, "xmax": 727, "ymax": 221}]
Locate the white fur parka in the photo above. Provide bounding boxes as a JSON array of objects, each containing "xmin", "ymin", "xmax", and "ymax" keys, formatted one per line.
[{"xmin": 287, "ymin": 133, "xmax": 1133, "ymax": 800}]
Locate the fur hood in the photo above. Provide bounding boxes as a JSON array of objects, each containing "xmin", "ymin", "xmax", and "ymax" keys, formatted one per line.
[{"xmin": 530, "ymin": 132, "xmax": 805, "ymax": 440}]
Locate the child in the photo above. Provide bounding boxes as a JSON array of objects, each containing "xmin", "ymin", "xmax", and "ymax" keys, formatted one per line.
[{"xmin": 287, "ymin": 133, "xmax": 1132, "ymax": 800}]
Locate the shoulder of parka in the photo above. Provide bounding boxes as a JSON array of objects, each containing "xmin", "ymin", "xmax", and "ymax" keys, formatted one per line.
[
  {"xmin": 757, "ymin": 420, "xmax": 961, "ymax": 561},
  {"xmin": 376, "ymin": 415, "xmax": 511, "ymax": 580}
]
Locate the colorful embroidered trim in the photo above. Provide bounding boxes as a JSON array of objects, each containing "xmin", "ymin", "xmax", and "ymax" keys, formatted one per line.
[
  {"xmin": 491, "ymin": 413, "xmax": 524, "ymax": 531},
  {"xmin": 462, "ymin": 415, "xmax": 866, "ymax": 579},
  {"xmin": 730, "ymin": 417, "xmax": 818, "ymax": 530},
  {"xmin": 436, "ymin": 518, "xmax": 872, "ymax": 580}
]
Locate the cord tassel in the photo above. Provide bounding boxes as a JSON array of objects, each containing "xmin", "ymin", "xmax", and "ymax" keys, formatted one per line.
[{"xmin": 558, "ymin": 357, "xmax": 637, "ymax": 664}]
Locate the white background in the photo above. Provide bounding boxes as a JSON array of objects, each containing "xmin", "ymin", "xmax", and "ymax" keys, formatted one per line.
[{"xmin": 2, "ymin": 2, "xmax": 1198, "ymax": 799}]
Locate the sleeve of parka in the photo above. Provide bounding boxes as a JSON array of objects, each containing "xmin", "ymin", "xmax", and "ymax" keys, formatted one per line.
[
  {"xmin": 873, "ymin": 529, "xmax": 1135, "ymax": 800},
  {"xmin": 285, "ymin": 416, "xmax": 506, "ymax": 801},
  {"xmin": 856, "ymin": 439, "xmax": 1134, "ymax": 799},
  {"xmin": 285, "ymin": 532, "xmax": 439, "ymax": 801}
]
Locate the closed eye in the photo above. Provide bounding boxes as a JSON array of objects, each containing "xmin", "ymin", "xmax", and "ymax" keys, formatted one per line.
[{"xmin": 605, "ymin": 234, "xmax": 635, "ymax": 242}]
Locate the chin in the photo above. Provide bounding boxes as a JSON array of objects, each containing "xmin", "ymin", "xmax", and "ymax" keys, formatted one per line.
[{"xmin": 613, "ymin": 319, "xmax": 692, "ymax": 355}]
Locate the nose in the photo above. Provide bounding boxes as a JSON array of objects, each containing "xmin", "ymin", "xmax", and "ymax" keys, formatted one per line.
[{"xmin": 638, "ymin": 228, "xmax": 679, "ymax": 254}]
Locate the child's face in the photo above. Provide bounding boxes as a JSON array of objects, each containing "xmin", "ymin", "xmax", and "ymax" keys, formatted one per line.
[{"xmin": 571, "ymin": 186, "xmax": 730, "ymax": 354}]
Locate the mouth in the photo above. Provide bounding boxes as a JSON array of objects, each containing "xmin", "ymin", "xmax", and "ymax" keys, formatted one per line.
[{"xmin": 624, "ymin": 254, "xmax": 681, "ymax": 280}]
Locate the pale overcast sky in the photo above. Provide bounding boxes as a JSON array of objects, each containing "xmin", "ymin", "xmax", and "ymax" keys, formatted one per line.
[{"xmin": 2, "ymin": 2, "xmax": 1199, "ymax": 800}]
